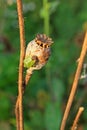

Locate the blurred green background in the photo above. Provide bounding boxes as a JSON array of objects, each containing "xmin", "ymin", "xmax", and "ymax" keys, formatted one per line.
[{"xmin": 0, "ymin": 0, "xmax": 87, "ymax": 130}]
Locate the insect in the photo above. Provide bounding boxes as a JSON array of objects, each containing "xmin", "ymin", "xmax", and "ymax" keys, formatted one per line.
[{"xmin": 24, "ymin": 34, "xmax": 53, "ymax": 70}]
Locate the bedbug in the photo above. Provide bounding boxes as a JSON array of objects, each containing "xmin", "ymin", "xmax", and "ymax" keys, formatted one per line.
[{"xmin": 24, "ymin": 34, "xmax": 53, "ymax": 70}]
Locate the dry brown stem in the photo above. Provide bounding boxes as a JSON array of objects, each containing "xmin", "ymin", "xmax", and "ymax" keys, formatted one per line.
[
  {"xmin": 25, "ymin": 69, "xmax": 33, "ymax": 86},
  {"xmin": 60, "ymin": 32, "xmax": 87, "ymax": 130},
  {"xmin": 71, "ymin": 107, "xmax": 84, "ymax": 130},
  {"xmin": 15, "ymin": 0, "xmax": 25, "ymax": 130},
  {"xmin": 15, "ymin": 69, "xmax": 33, "ymax": 130}
]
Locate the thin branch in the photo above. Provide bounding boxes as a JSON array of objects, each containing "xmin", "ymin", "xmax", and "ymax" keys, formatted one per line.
[
  {"xmin": 15, "ymin": 68, "xmax": 33, "ymax": 130},
  {"xmin": 15, "ymin": 103, "xmax": 20, "ymax": 130},
  {"xmin": 25, "ymin": 69, "xmax": 33, "ymax": 87},
  {"xmin": 71, "ymin": 107, "xmax": 84, "ymax": 130},
  {"xmin": 60, "ymin": 32, "xmax": 87, "ymax": 130},
  {"xmin": 15, "ymin": 0, "xmax": 25, "ymax": 130}
]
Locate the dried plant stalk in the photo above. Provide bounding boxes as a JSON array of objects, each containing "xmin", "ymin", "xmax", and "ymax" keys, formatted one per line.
[
  {"xmin": 71, "ymin": 107, "xmax": 84, "ymax": 130},
  {"xmin": 15, "ymin": 70, "xmax": 33, "ymax": 121},
  {"xmin": 25, "ymin": 69, "xmax": 33, "ymax": 87},
  {"xmin": 15, "ymin": 32, "xmax": 53, "ymax": 130},
  {"xmin": 60, "ymin": 32, "xmax": 87, "ymax": 130},
  {"xmin": 16, "ymin": 0, "xmax": 25, "ymax": 130}
]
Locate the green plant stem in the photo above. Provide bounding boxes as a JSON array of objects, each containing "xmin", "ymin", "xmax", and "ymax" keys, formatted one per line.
[
  {"xmin": 43, "ymin": 0, "xmax": 49, "ymax": 35},
  {"xmin": 43, "ymin": 0, "xmax": 53, "ymax": 97}
]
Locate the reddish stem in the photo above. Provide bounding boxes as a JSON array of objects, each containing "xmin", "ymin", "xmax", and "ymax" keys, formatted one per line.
[{"xmin": 16, "ymin": 0, "xmax": 25, "ymax": 130}]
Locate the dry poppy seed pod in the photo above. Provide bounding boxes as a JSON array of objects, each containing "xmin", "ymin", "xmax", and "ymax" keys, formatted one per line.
[
  {"xmin": 24, "ymin": 34, "xmax": 53, "ymax": 85},
  {"xmin": 24, "ymin": 34, "xmax": 53, "ymax": 70}
]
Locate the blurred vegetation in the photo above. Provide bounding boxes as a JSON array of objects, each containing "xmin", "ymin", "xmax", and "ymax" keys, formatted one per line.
[{"xmin": 0, "ymin": 0, "xmax": 87, "ymax": 130}]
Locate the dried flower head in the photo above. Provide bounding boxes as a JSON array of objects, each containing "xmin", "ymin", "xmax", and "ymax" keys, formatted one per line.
[
  {"xmin": 24, "ymin": 34, "xmax": 53, "ymax": 70},
  {"xmin": 35, "ymin": 34, "xmax": 53, "ymax": 48}
]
